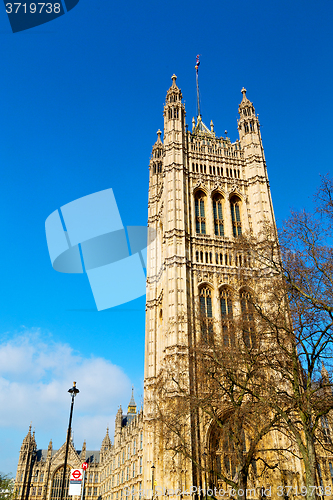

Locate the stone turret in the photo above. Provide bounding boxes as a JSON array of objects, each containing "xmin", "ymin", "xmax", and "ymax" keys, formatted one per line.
[
  {"xmin": 237, "ymin": 87, "xmax": 261, "ymax": 145},
  {"xmin": 114, "ymin": 406, "xmax": 123, "ymax": 448},
  {"xmin": 100, "ymin": 428, "xmax": 112, "ymax": 463}
]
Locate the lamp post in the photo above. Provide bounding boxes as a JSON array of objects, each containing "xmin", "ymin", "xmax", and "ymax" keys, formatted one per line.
[
  {"xmin": 60, "ymin": 381, "xmax": 80, "ymax": 500},
  {"xmin": 151, "ymin": 464, "xmax": 155, "ymax": 500},
  {"xmin": 203, "ymin": 452, "xmax": 208, "ymax": 500}
]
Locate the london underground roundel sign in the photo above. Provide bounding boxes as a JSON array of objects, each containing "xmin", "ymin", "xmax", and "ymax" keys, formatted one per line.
[{"xmin": 70, "ymin": 469, "xmax": 83, "ymax": 481}]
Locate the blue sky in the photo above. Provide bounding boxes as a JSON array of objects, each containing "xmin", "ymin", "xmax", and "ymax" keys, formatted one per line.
[{"xmin": 0, "ymin": 0, "xmax": 332, "ymax": 475}]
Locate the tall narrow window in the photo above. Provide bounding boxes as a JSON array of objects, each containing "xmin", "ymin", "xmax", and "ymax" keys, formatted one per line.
[
  {"xmin": 220, "ymin": 288, "xmax": 234, "ymax": 347},
  {"xmin": 195, "ymin": 191, "xmax": 206, "ymax": 234},
  {"xmin": 213, "ymin": 194, "xmax": 224, "ymax": 236},
  {"xmin": 200, "ymin": 287, "xmax": 213, "ymax": 343},
  {"xmin": 321, "ymin": 415, "xmax": 332, "ymax": 443},
  {"xmin": 51, "ymin": 466, "xmax": 71, "ymax": 500},
  {"xmin": 240, "ymin": 291, "xmax": 256, "ymax": 348},
  {"xmin": 230, "ymin": 196, "xmax": 242, "ymax": 237},
  {"xmin": 329, "ymin": 462, "xmax": 333, "ymax": 486}
]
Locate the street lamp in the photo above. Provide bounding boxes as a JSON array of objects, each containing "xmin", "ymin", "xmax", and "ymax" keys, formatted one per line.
[
  {"xmin": 151, "ymin": 464, "xmax": 155, "ymax": 500},
  {"xmin": 60, "ymin": 381, "xmax": 80, "ymax": 500}
]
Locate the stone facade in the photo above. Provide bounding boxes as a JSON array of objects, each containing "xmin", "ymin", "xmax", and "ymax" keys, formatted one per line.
[
  {"xmin": 15, "ymin": 395, "xmax": 143, "ymax": 500},
  {"xmin": 14, "ymin": 75, "xmax": 333, "ymax": 500}
]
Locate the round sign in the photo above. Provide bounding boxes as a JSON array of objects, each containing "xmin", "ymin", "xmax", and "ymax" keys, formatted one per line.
[
  {"xmin": 72, "ymin": 470, "xmax": 82, "ymax": 480},
  {"xmin": 82, "ymin": 462, "xmax": 88, "ymax": 470}
]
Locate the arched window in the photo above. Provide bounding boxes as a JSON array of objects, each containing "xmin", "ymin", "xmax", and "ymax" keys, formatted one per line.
[
  {"xmin": 51, "ymin": 466, "xmax": 71, "ymax": 500},
  {"xmin": 195, "ymin": 191, "xmax": 206, "ymax": 234},
  {"xmin": 230, "ymin": 196, "xmax": 242, "ymax": 237},
  {"xmin": 213, "ymin": 194, "xmax": 224, "ymax": 236},
  {"xmin": 199, "ymin": 287, "xmax": 213, "ymax": 343},
  {"xmin": 220, "ymin": 288, "xmax": 234, "ymax": 347},
  {"xmin": 211, "ymin": 426, "xmax": 246, "ymax": 482},
  {"xmin": 240, "ymin": 291, "xmax": 256, "ymax": 348}
]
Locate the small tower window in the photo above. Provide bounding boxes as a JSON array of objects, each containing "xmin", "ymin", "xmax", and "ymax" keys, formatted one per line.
[
  {"xmin": 230, "ymin": 196, "xmax": 242, "ymax": 237},
  {"xmin": 213, "ymin": 194, "xmax": 224, "ymax": 236},
  {"xmin": 240, "ymin": 290, "xmax": 256, "ymax": 349},
  {"xmin": 195, "ymin": 191, "xmax": 206, "ymax": 234},
  {"xmin": 220, "ymin": 288, "xmax": 234, "ymax": 347},
  {"xmin": 199, "ymin": 287, "xmax": 213, "ymax": 343}
]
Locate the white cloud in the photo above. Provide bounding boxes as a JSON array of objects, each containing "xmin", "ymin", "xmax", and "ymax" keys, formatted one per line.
[{"xmin": 0, "ymin": 330, "xmax": 131, "ymax": 453}]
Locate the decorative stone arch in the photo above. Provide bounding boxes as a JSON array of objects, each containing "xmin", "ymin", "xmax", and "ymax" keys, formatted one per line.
[
  {"xmin": 228, "ymin": 188, "xmax": 244, "ymax": 202},
  {"xmin": 211, "ymin": 187, "xmax": 226, "ymax": 198},
  {"xmin": 204, "ymin": 406, "xmax": 245, "ymax": 487},
  {"xmin": 193, "ymin": 185, "xmax": 209, "ymax": 197}
]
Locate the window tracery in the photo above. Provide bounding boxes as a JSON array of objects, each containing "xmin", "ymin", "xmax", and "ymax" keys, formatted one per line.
[
  {"xmin": 213, "ymin": 194, "xmax": 224, "ymax": 236},
  {"xmin": 240, "ymin": 290, "xmax": 256, "ymax": 349},
  {"xmin": 230, "ymin": 196, "xmax": 242, "ymax": 237},
  {"xmin": 195, "ymin": 191, "xmax": 206, "ymax": 234},
  {"xmin": 220, "ymin": 288, "xmax": 234, "ymax": 347},
  {"xmin": 199, "ymin": 286, "xmax": 213, "ymax": 343}
]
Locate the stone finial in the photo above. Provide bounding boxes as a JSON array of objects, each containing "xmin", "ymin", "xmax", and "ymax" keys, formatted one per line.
[
  {"xmin": 157, "ymin": 130, "xmax": 162, "ymax": 143},
  {"xmin": 210, "ymin": 120, "xmax": 214, "ymax": 133},
  {"xmin": 241, "ymin": 87, "xmax": 247, "ymax": 96},
  {"xmin": 171, "ymin": 74, "xmax": 177, "ymax": 86}
]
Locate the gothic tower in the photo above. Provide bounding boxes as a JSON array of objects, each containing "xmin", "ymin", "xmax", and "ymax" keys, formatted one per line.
[
  {"xmin": 144, "ymin": 75, "xmax": 276, "ymax": 494},
  {"xmin": 15, "ymin": 425, "xmax": 37, "ymax": 500}
]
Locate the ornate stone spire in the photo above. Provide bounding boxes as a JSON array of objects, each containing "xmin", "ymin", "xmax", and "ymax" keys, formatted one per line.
[
  {"xmin": 101, "ymin": 428, "xmax": 111, "ymax": 451},
  {"xmin": 127, "ymin": 387, "xmax": 137, "ymax": 415},
  {"xmin": 237, "ymin": 87, "xmax": 260, "ymax": 142}
]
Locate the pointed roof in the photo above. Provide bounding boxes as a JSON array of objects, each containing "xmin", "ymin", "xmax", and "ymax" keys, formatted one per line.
[
  {"xmin": 127, "ymin": 387, "xmax": 137, "ymax": 415},
  {"xmin": 101, "ymin": 427, "xmax": 112, "ymax": 451},
  {"xmin": 322, "ymin": 363, "xmax": 330, "ymax": 382},
  {"xmin": 22, "ymin": 424, "xmax": 32, "ymax": 444},
  {"xmin": 238, "ymin": 87, "xmax": 255, "ymax": 113},
  {"xmin": 192, "ymin": 115, "xmax": 215, "ymax": 137}
]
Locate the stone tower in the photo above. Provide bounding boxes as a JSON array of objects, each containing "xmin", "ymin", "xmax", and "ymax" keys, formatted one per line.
[
  {"xmin": 15, "ymin": 425, "xmax": 37, "ymax": 500},
  {"xmin": 143, "ymin": 75, "xmax": 276, "ymax": 494}
]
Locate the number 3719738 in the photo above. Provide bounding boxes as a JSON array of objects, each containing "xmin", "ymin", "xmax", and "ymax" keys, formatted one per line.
[
  {"xmin": 5, "ymin": 3, "xmax": 61, "ymax": 13},
  {"xmin": 277, "ymin": 486, "xmax": 332, "ymax": 496}
]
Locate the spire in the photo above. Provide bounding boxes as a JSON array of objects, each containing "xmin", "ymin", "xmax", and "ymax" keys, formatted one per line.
[
  {"xmin": 241, "ymin": 87, "xmax": 249, "ymax": 103},
  {"xmin": 237, "ymin": 87, "xmax": 260, "ymax": 142},
  {"xmin": 81, "ymin": 440, "xmax": 86, "ymax": 461},
  {"xmin": 171, "ymin": 74, "xmax": 177, "ymax": 87},
  {"xmin": 128, "ymin": 387, "xmax": 137, "ymax": 414},
  {"xmin": 23, "ymin": 424, "xmax": 32, "ymax": 443},
  {"xmin": 101, "ymin": 427, "xmax": 111, "ymax": 451},
  {"xmin": 322, "ymin": 363, "xmax": 330, "ymax": 383}
]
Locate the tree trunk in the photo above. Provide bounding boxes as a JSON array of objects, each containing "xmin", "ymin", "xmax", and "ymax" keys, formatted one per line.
[
  {"xmin": 237, "ymin": 470, "xmax": 248, "ymax": 500},
  {"xmin": 304, "ymin": 432, "xmax": 318, "ymax": 500}
]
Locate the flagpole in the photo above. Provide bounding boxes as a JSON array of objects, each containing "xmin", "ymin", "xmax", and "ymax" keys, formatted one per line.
[{"xmin": 195, "ymin": 54, "xmax": 201, "ymax": 118}]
